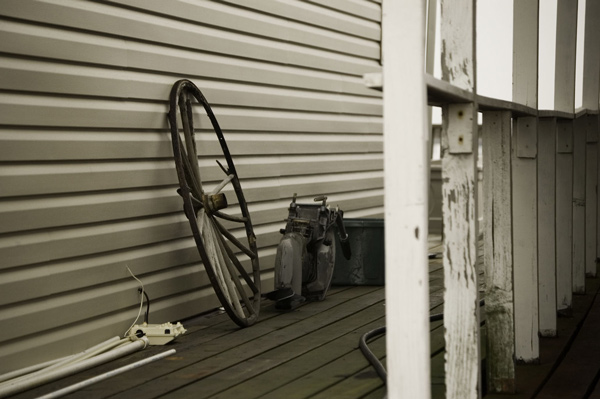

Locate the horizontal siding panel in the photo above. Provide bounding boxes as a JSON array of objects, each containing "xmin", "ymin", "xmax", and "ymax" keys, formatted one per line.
[
  {"xmin": 242, "ymin": 171, "xmax": 384, "ymax": 203},
  {"xmin": 320, "ymin": 189, "xmax": 384, "ymax": 213},
  {"xmin": 220, "ymin": 0, "xmax": 381, "ymax": 40},
  {"xmin": 0, "ymin": 130, "xmax": 382, "ymax": 161},
  {"xmin": 0, "ymin": 188, "xmax": 182, "ymax": 234},
  {"xmin": 0, "ymin": 94, "xmax": 382, "ymax": 133},
  {"xmin": 0, "ymin": 239, "xmax": 200, "ymax": 306},
  {"xmin": 277, "ymin": 153, "xmax": 383, "ymax": 175},
  {"xmin": 0, "ymin": 169, "xmax": 385, "ymax": 234},
  {"xmin": 0, "ymin": 20, "xmax": 381, "ymax": 97},
  {"xmin": 111, "ymin": 0, "xmax": 380, "ymax": 58},
  {"xmin": 0, "ymin": 214, "xmax": 190, "ymax": 269},
  {"xmin": 0, "ymin": 2, "xmax": 379, "ymax": 76},
  {"xmin": 0, "ymin": 59, "xmax": 383, "ymax": 115},
  {"xmin": 0, "ymin": 94, "xmax": 167, "ymax": 129},
  {"xmin": 0, "ymin": 130, "xmax": 175, "ymax": 162},
  {"xmin": 0, "ymin": 160, "xmax": 180, "ymax": 197},
  {"xmin": 0, "ymin": 154, "xmax": 382, "ymax": 198},
  {"xmin": 306, "ymin": 0, "xmax": 382, "ymax": 21},
  {"xmin": 345, "ymin": 206, "xmax": 384, "ymax": 219}
]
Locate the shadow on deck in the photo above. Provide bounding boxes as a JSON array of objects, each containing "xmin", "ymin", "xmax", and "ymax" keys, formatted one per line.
[{"xmin": 8, "ymin": 235, "xmax": 600, "ymax": 398}]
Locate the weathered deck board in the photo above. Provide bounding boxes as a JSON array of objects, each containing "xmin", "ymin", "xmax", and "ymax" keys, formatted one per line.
[
  {"xmin": 529, "ymin": 281, "xmax": 600, "ymax": 399},
  {"xmin": 167, "ymin": 304, "xmax": 387, "ymax": 398},
  {"xmin": 209, "ymin": 317, "xmax": 386, "ymax": 399}
]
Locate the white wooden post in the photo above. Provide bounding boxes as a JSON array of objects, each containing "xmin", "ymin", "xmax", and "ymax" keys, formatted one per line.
[
  {"xmin": 586, "ymin": 115, "xmax": 598, "ymax": 277},
  {"xmin": 556, "ymin": 119, "xmax": 574, "ymax": 313},
  {"xmin": 573, "ymin": 116, "xmax": 587, "ymax": 293},
  {"xmin": 511, "ymin": 117, "xmax": 539, "ymax": 361},
  {"xmin": 382, "ymin": 2, "xmax": 431, "ymax": 398},
  {"xmin": 512, "ymin": 0, "xmax": 539, "ymax": 363},
  {"xmin": 583, "ymin": 0, "xmax": 600, "ymax": 276},
  {"xmin": 482, "ymin": 110, "xmax": 515, "ymax": 393},
  {"xmin": 582, "ymin": 0, "xmax": 600, "ymax": 112},
  {"xmin": 538, "ymin": 116, "xmax": 557, "ymax": 337},
  {"xmin": 554, "ymin": 0, "xmax": 578, "ymax": 309},
  {"xmin": 439, "ymin": 1, "xmax": 480, "ymax": 398}
]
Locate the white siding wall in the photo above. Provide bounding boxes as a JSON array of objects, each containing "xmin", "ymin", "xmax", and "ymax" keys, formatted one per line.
[{"xmin": 0, "ymin": 0, "xmax": 383, "ymax": 373}]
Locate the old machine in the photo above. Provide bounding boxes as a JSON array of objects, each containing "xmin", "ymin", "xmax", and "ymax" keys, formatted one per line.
[{"xmin": 268, "ymin": 194, "xmax": 352, "ymax": 309}]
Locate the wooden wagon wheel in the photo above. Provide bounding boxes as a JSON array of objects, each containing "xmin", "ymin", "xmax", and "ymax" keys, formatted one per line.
[{"xmin": 167, "ymin": 79, "xmax": 261, "ymax": 328}]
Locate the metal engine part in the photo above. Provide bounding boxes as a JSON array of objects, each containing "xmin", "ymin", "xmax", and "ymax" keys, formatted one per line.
[{"xmin": 268, "ymin": 194, "xmax": 351, "ymax": 309}]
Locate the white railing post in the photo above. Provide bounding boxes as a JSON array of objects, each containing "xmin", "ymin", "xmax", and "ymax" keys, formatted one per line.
[
  {"xmin": 582, "ymin": 0, "xmax": 600, "ymax": 112},
  {"xmin": 538, "ymin": 115, "xmax": 557, "ymax": 337},
  {"xmin": 573, "ymin": 116, "xmax": 587, "ymax": 294},
  {"xmin": 556, "ymin": 119, "xmax": 574, "ymax": 313},
  {"xmin": 512, "ymin": 0, "xmax": 540, "ymax": 363},
  {"xmin": 583, "ymin": 0, "xmax": 600, "ymax": 277},
  {"xmin": 482, "ymin": 110, "xmax": 516, "ymax": 393},
  {"xmin": 553, "ymin": 0, "xmax": 578, "ymax": 310},
  {"xmin": 554, "ymin": 0, "xmax": 581, "ymax": 296},
  {"xmin": 585, "ymin": 115, "xmax": 598, "ymax": 277},
  {"xmin": 439, "ymin": 1, "xmax": 480, "ymax": 398},
  {"xmin": 382, "ymin": 1, "xmax": 431, "ymax": 398}
]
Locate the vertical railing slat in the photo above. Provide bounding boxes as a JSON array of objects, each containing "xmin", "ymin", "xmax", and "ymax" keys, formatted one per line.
[
  {"xmin": 585, "ymin": 115, "xmax": 598, "ymax": 277},
  {"xmin": 511, "ymin": 116, "xmax": 539, "ymax": 362},
  {"xmin": 582, "ymin": 0, "xmax": 600, "ymax": 111},
  {"xmin": 556, "ymin": 119, "xmax": 574, "ymax": 313},
  {"xmin": 538, "ymin": 116, "xmax": 557, "ymax": 337},
  {"xmin": 512, "ymin": 0, "xmax": 540, "ymax": 363},
  {"xmin": 482, "ymin": 110, "xmax": 516, "ymax": 393},
  {"xmin": 573, "ymin": 116, "xmax": 587, "ymax": 293},
  {"xmin": 439, "ymin": 1, "xmax": 480, "ymax": 398},
  {"xmin": 554, "ymin": 0, "xmax": 580, "ymax": 302},
  {"xmin": 382, "ymin": 2, "xmax": 431, "ymax": 398}
]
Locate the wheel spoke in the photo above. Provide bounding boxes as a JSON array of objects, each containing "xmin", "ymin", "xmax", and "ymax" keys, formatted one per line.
[
  {"xmin": 201, "ymin": 212, "xmax": 238, "ymax": 311},
  {"xmin": 212, "ymin": 221, "xmax": 255, "ymax": 313},
  {"xmin": 212, "ymin": 218, "xmax": 257, "ymax": 259},
  {"xmin": 212, "ymin": 210, "xmax": 248, "ymax": 224},
  {"xmin": 205, "ymin": 217, "xmax": 245, "ymax": 317},
  {"xmin": 211, "ymin": 174, "xmax": 234, "ymax": 195},
  {"xmin": 213, "ymin": 228, "xmax": 260, "ymax": 295}
]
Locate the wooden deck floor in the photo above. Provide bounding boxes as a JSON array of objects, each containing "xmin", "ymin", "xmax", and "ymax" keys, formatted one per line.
[{"xmin": 8, "ymin": 235, "xmax": 600, "ymax": 399}]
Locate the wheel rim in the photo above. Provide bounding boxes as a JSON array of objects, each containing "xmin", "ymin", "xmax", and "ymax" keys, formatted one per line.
[{"xmin": 167, "ymin": 79, "xmax": 261, "ymax": 327}]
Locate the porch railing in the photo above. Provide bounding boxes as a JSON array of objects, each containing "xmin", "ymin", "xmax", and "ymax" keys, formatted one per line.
[{"xmin": 372, "ymin": 1, "xmax": 600, "ymax": 398}]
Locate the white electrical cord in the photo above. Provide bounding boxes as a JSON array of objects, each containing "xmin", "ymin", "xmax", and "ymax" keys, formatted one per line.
[
  {"xmin": 0, "ymin": 337, "xmax": 123, "ymax": 389},
  {"xmin": 36, "ymin": 348, "xmax": 175, "ymax": 399},
  {"xmin": 0, "ymin": 337, "xmax": 149, "ymax": 398},
  {"xmin": 124, "ymin": 265, "xmax": 146, "ymax": 337},
  {"xmin": 0, "ymin": 355, "xmax": 73, "ymax": 384}
]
